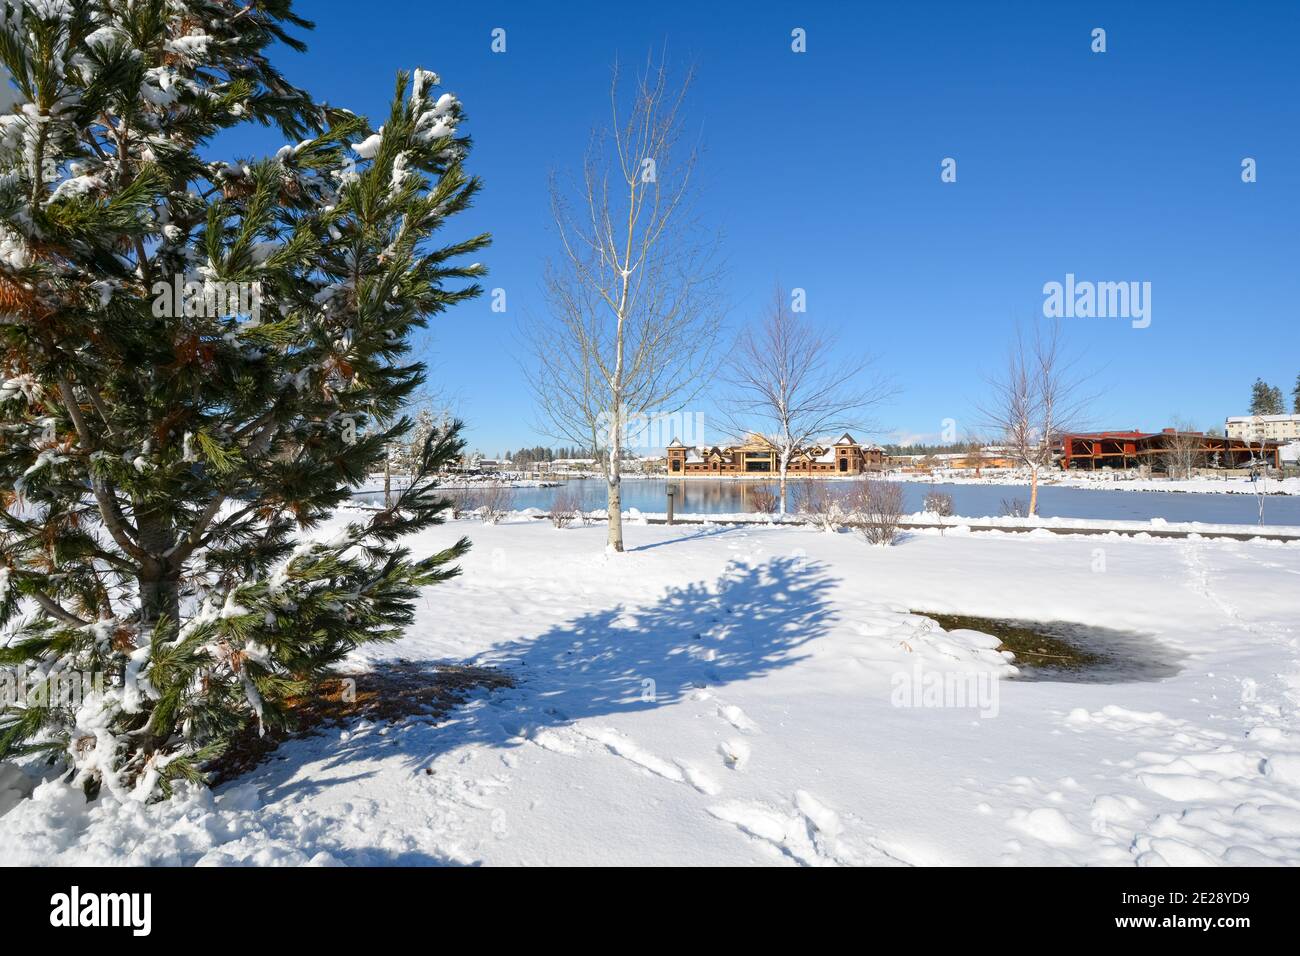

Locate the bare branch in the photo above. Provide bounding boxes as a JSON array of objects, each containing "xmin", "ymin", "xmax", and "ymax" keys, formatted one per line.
[
  {"xmin": 721, "ymin": 285, "xmax": 895, "ymax": 515},
  {"xmin": 977, "ymin": 320, "xmax": 1094, "ymax": 515},
  {"xmin": 523, "ymin": 53, "xmax": 724, "ymax": 551}
]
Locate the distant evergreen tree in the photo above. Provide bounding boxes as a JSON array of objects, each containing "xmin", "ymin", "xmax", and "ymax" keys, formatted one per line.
[
  {"xmin": 1293, "ymin": 373, "xmax": 1300, "ymax": 414},
  {"xmin": 0, "ymin": 2, "xmax": 487, "ymax": 798},
  {"xmin": 1250, "ymin": 379, "xmax": 1284, "ymax": 416}
]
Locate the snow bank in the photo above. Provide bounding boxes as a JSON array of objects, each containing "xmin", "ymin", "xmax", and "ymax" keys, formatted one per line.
[{"xmin": 894, "ymin": 470, "xmax": 1300, "ymax": 496}]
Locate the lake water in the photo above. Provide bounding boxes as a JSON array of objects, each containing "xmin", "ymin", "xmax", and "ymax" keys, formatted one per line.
[{"xmin": 360, "ymin": 477, "xmax": 1300, "ymax": 527}]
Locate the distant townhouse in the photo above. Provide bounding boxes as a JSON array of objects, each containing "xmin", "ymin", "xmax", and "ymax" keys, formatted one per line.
[
  {"xmin": 546, "ymin": 458, "xmax": 599, "ymax": 473},
  {"xmin": 666, "ymin": 433, "xmax": 883, "ymax": 477},
  {"xmin": 1225, "ymin": 414, "xmax": 1300, "ymax": 443},
  {"xmin": 887, "ymin": 447, "xmax": 1019, "ymax": 471}
]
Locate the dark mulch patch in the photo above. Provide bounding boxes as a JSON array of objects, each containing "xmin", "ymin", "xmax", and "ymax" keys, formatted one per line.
[
  {"xmin": 207, "ymin": 661, "xmax": 515, "ymax": 786},
  {"xmin": 913, "ymin": 611, "xmax": 1105, "ymax": 669}
]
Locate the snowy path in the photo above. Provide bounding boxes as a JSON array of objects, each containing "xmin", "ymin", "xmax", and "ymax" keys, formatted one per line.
[{"xmin": 4, "ymin": 517, "xmax": 1300, "ymax": 865}]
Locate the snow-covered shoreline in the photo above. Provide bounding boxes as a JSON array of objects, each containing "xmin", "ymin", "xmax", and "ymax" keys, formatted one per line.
[
  {"xmin": 4, "ymin": 513, "xmax": 1300, "ymax": 866},
  {"xmin": 497, "ymin": 506, "xmax": 1300, "ymax": 541},
  {"xmin": 893, "ymin": 470, "xmax": 1300, "ymax": 496}
]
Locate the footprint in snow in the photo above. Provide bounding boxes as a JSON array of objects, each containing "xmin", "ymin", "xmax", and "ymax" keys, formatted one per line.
[
  {"xmin": 718, "ymin": 738, "xmax": 751, "ymax": 771},
  {"xmin": 717, "ymin": 703, "xmax": 760, "ymax": 734},
  {"xmin": 576, "ymin": 726, "xmax": 685, "ymax": 784},
  {"xmin": 707, "ymin": 790, "xmax": 854, "ymax": 866},
  {"xmin": 674, "ymin": 760, "xmax": 721, "ymax": 795}
]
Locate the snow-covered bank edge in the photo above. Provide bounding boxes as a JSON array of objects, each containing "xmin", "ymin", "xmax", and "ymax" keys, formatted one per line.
[
  {"xmin": 893, "ymin": 471, "xmax": 1300, "ymax": 496},
  {"xmin": 467, "ymin": 505, "xmax": 1300, "ymax": 542}
]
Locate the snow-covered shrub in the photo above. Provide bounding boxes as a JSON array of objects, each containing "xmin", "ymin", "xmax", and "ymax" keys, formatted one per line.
[
  {"xmin": 444, "ymin": 490, "xmax": 474, "ymax": 519},
  {"xmin": 849, "ymin": 479, "xmax": 905, "ymax": 545},
  {"xmin": 1000, "ymin": 497, "xmax": 1028, "ymax": 518},
  {"xmin": 476, "ymin": 482, "xmax": 514, "ymax": 524},
  {"xmin": 922, "ymin": 490, "xmax": 954, "ymax": 517},
  {"xmin": 793, "ymin": 479, "xmax": 847, "ymax": 530},
  {"xmin": 548, "ymin": 486, "xmax": 583, "ymax": 528}
]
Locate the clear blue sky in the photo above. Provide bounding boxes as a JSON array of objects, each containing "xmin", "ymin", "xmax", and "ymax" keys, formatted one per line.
[{"xmin": 221, "ymin": 0, "xmax": 1299, "ymax": 454}]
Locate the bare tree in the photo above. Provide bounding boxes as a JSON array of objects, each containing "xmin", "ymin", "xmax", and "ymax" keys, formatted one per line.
[
  {"xmin": 1160, "ymin": 418, "xmax": 1206, "ymax": 479},
  {"xmin": 964, "ymin": 433, "xmax": 987, "ymax": 477},
  {"xmin": 723, "ymin": 287, "xmax": 892, "ymax": 515},
  {"xmin": 525, "ymin": 56, "xmax": 723, "ymax": 552},
  {"xmin": 980, "ymin": 322, "xmax": 1090, "ymax": 517}
]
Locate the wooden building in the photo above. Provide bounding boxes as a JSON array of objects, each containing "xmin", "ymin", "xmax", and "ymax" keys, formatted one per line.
[
  {"xmin": 1059, "ymin": 430, "xmax": 1281, "ymax": 471},
  {"xmin": 887, "ymin": 447, "xmax": 1020, "ymax": 472},
  {"xmin": 666, "ymin": 433, "xmax": 883, "ymax": 477}
]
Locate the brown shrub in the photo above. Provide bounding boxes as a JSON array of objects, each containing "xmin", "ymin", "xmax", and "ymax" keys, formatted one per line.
[
  {"xmin": 922, "ymin": 489, "xmax": 954, "ymax": 517},
  {"xmin": 548, "ymin": 485, "xmax": 584, "ymax": 528},
  {"xmin": 475, "ymin": 481, "xmax": 514, "ymax": 524},
  {"xmin": 747, "ymin": 486, "xmax": 779, "ymax": 514},
  {"xmin": 848, "ymin": 478, "xmax": 905, "ymax": 545}
]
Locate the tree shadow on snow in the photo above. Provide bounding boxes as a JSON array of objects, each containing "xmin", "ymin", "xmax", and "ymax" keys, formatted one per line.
[
  {"xmin": 483, "ymin": 554, "xmax": 837, "ymax": 723},
  {"xmin": 627, "ymin": 524, "xmax": 745, "ymax": 552},
  {"xmin": 232, "ymin": 555, "xmax": 840, "ymax": 801},
  {"xmin": 481, "ymin": 554, "xmax": 837, "ymax": 728}
]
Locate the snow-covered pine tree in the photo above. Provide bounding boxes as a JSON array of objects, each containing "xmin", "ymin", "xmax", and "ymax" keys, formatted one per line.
[{"xmin": 0, "ymin": 1, "xmax": 488, "ymax": 799}]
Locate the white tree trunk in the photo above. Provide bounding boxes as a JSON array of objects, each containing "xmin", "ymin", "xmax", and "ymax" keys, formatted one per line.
[
  {"xmin": 778, "ymin": 447, "xmax": 790, "ymax": 517},
  {"xmin": 607, "ymin": 410, "xmax": 624, "ymax": 552}
]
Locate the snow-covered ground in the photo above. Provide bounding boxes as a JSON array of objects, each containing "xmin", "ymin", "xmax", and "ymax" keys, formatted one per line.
[
  {"xmin": 1052, "ymin": 474, "xmax": 1299, "ymax": 496},
  {"xmin": 4, "ymin": 511, "xmax": 1300, "ymax": 866}
]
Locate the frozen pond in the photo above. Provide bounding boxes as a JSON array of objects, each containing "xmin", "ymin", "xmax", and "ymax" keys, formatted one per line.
[{"xmin": 359, "ymin": 477, "xmax": 1300, "ymax": 527}]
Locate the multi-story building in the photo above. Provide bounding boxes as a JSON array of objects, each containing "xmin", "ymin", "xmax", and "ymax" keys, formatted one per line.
[{"xmin": 1225, "ymin": 414, "xmax": 1300, "ymax": 443}]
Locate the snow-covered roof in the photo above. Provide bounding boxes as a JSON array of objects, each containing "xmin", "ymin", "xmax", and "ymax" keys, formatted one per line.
[{"xmin": 1226, "ymin": 414, "xmax": 1300, "ymax": 423}]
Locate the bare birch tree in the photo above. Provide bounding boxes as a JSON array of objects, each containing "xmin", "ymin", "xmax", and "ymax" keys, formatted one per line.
[
  {"xmin": 526, "ymin": 56, "xmax": 723, "ymax": 551},
  {"xmin": 964, "ymin": 432, "xmax": 988, "ymax": 477},
  {"xmin": 981, "ymin": 322, "xmax": 1090, "ymax": 517},
  {"xmin": 723, "ymin": 286, "xmax": 892, "ymax": 516}
]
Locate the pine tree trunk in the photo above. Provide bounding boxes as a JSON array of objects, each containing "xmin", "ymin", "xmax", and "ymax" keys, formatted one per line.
[
  {"xmin": 136, "ymin": 512, "xmax": 180, "ymax": 637},
  {"xmin": 138, "ymin": 574, "xmax": 181, "ymax": 636}
]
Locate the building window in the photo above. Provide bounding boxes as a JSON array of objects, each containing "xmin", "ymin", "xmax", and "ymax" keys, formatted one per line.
[
  {"xmin": 838, "ymin": 458, "xmax": 848, "ymax": 472},
  {"xmin": 671, "ymin": 459, "xmax": 681, "ymax": 472}
]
